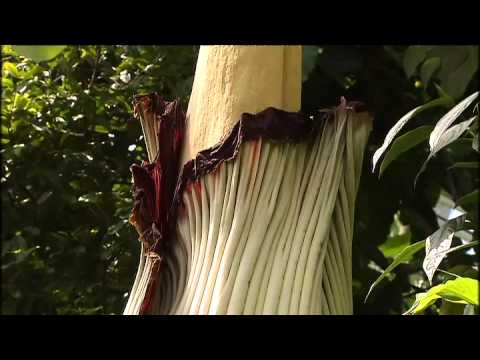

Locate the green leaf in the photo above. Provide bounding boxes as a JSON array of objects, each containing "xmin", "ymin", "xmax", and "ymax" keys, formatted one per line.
[
  {"xmin": 414, "ymin": 92, "xmax": 479, "ymax": 187},
  {"xmin": 1, "ymin": 247, "xmax": 39, "ymax": 270},
  {"xmin": 473, "ymin": 133, "xmax": 479, "ymax": 152},
  {"xmin": 365, "ymin": 240, "xmax": 426, "ymax": 302},
  {"xmin": 403, "ymin": 46, "xmax": 434, "ymax": 78},
  {"xmin": 13, "ymin": 93, "xmax": 30, "ymax": 110},
  {"xmin": 404, "ymin": 292, "xmax": 441, "ymax": 315},
  {"xmin": 447, "ymin": 265, "xmax": 479, "ymax": 278},
  {"xmin": 12, "ymin": 46, "xmax": 67, "ymax": 63},
  {"xmin": 438, "ymin": 277, "xmax": 479, "ymax": 305},
  {"xmin": 420, "ymin": 57, "xmax": 441, "ymax": 86},
  {"xmin": 379, "ymin": 125, "xmax": 433, "ymax": 177},
  {"xmin": 434, "ymin": 83, "xmax": 455, "ymax": 104},
  {"xmin": 94, "ymin": 125, "xmax": 109, "ymax": 134},
  {"xmin": 439, "ymin": 299, "xmax": 466, "ymax": 315},
  {"xmin": 2, "ymin": 62, "xmax": 19, "ymax": 77},
  {"xmin": 378, "ymin": 233, "xmax": 411, "ymax": 259},
  {"xmin": 456, "ymin": 190, "xmax": 479, "ymax": 208},
  {"xmin": 448, "ymin": 162, "xmax": 479, "ymax": 170},
  {"xmin": 404, "ymin": 277, "xmax": 479, "ymax": 315},
  {"xmin": 2, "ymin": 77, "xmax": 14, "ymax": 88},
  {"xmin": 372, "ymin": 97, "xmax": 451, "ymax": 173},
  {"xmin": 435, "ymin": 46, "xmax": 478, "ymax": 100}
]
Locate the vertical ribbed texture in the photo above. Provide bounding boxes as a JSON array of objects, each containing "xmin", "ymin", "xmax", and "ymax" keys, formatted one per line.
[
  {"xmin": 124, "ymin": 44, "xmax": 372, "ymax": 315},
  {"xmin": 152, "ymin": 108, "xmax": 371, "ymax": 315}
]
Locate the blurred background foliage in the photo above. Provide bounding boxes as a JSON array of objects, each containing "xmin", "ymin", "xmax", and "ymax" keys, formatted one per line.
[{"xmin": 1, "ymin": 45, "xmax": 478, "ymax": 314}]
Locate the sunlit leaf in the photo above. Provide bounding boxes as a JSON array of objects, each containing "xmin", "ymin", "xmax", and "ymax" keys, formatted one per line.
[
  {"xmin": 379, "ymin": 125, "xmax": 433, "ymax": 177},
  {"xmin": 415, "ymin": 115, "xmax": 477, "ymax": 187},
  {"xmin": 12, "ymin": 46, "xmax": 67, "ymax": 63},
  {"xmin": 378, "ymin": 233, "xmax": 411, "ymax": 259},
  {"xmin": 423, "ymin": 213, "xmax": 467, "ymax": 284},
  {"xmin": 2, "ymin": 62, "xmax": 19, "ymax": 77},
  {"xmin": 2, "ymin": 77, "xmax": 14, "ymax": 88},
  {"xmin": 372, "ymin": 97, "xmax": 451, "ymax": 173},
  {"xmin": 429, "ymin": 91, "xmax": 479, "ymax": 151},
  {"xmin": 405, "ymin": 277, "xmax": 479, "ymax": 315},
  {"xmin": 404, "ymin": 291, "xmax": 441, "ymax": 315},
  {"xmin": 431, "ymin": 116, "xmax": 477, "ymax": 155}
]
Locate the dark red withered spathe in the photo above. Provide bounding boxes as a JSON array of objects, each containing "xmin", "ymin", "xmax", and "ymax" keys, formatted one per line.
[
  {"xmin": 129, "ymin": 94, "xmax": 185, "ymax": 255},
  {"xmin": 129, "ymin": 93, "xmax": 368, "ymax": 314}
]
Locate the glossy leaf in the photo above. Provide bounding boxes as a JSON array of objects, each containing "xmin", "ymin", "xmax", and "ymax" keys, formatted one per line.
[
  {"xmin": 429, "ymin": 91, "xmax": 479, "ymax": 151},
  {"xmin": 404, "ymin": 291, "xmax": 441, "ymax": 315},
  {"xmin": 423, "ymin": 213, "xmax": 467, "ymax": 284},
  {"xmin": 415, "ymin": 115, "xmax": 478, "ymax": 187},
  {"xmin": 431, "ymin": 116, "xmax": 477, "ymax": 155},
  {"xmin": 405, "ymin": 277, "xmax": 479, "ymax": 315},
  {"xmin": 372, "ymin": 97, "xmax": 451, "ymax": 173},
  {"xmin": 379, "ymin": 125, "xmax": 433, "ymax": 177}
]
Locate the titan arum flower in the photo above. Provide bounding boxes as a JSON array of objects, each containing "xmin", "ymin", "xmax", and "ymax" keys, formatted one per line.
[{"xmin": 123, "ymin": 46, "xmax": 373, "ymax": 315}]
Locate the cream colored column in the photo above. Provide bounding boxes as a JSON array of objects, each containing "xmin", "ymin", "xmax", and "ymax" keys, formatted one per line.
[{"xmin": 181, "ymin": 45, "xmax": 302, "ymax": 165}]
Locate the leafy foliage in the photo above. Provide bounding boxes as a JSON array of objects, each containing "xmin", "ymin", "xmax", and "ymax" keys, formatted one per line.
[
  {"xmin": 1, "ymin": 45, "xmax": 197, "ymax": 314},
  {"xmin": 2, "ymin": 45, "xmax": 478, "ymax": 315},
  {"xmin": 379, "ymin": 125, "xmax": 433, "ymax": 177},
  {"xmin": 404, "ymin": 277, "xmax": 479, "ymax": 315},
  {"xmin": 369, "ymin": 57, "xmax": 479, "ymax": 315},
  {"xmin": 12, "ymin": 46, "xmax": 67, "ymax": 63},
  {"xmin": 403, "ymin": 45, "xmax": 478, "ymax": 100}
]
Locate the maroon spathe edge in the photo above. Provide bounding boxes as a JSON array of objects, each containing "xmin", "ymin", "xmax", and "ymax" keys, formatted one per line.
[
  {"xmin": 129, "ymin": 93, "xmax": 367, "ymax": 314},
  {"xmin": 130, "ymin": 94, "xmax": 185, "ymax": 314}
]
